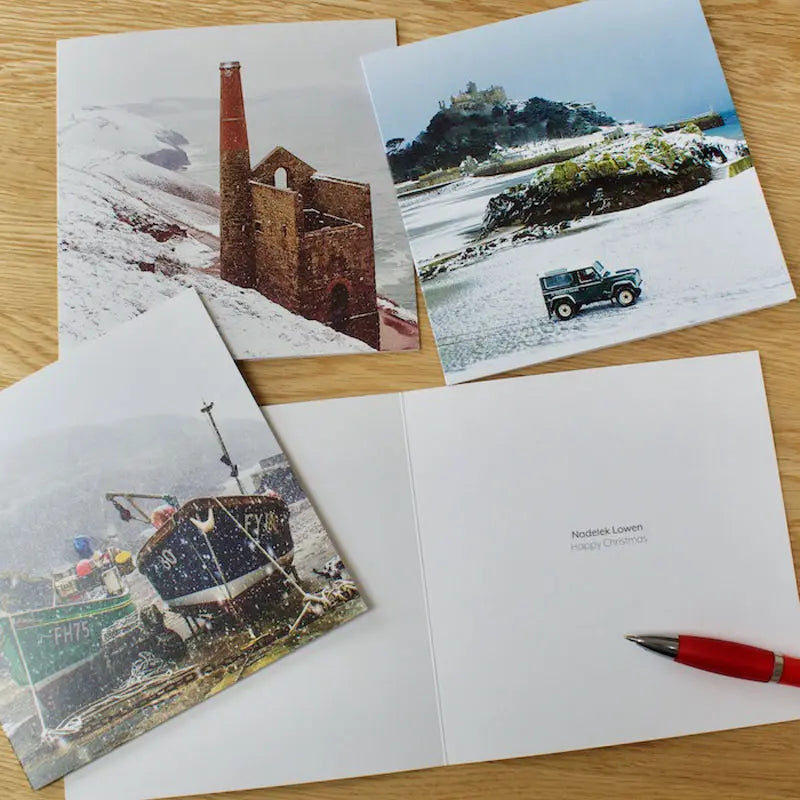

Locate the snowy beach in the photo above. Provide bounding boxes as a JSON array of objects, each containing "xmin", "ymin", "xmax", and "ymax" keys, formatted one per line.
[
  {"xmin": 362, "ymin": 0, "xmax": 794, "ymax": 382},
  {"xmin": 410, "ymin": 168, "xmax": 794, "ymax": 382},
  {"xmin": 399, "ymin": 131, "xmax": 611, "ymax": 264}
]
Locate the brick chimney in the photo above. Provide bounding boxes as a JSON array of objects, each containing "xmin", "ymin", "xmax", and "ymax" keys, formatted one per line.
[{"xmin": 219, "ymin": 61, "xmax": 255, "ymax": 288}]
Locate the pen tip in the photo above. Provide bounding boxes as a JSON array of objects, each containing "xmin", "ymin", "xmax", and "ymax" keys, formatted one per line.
[{"xmin": 623, "ymin": 634, "xmax": 679, "ymax": 658}]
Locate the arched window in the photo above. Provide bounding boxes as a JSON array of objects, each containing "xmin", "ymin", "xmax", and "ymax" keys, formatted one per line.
[{"xmin": 274, "ymin": 167, "xmax": 288, "ymax": 190}]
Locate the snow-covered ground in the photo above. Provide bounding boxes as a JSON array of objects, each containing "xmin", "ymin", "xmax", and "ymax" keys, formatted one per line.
[
  {"xmin": 418, "ymin": 169, "xmax": 794, "ymax": 383},
  {"xmin": 288, "ymin": 498, "xmax": 344, "ymax": 591},
  {"xmin": 399, "ymin": 167, "xmax": 546, "ymax": 263},
  {"xmin": 482, "ymin": 126, "xmax": 620, "ymax": 164},
  {"xmin": 58, "ymin": 106, "xmax": 412, "ymax": 358}
]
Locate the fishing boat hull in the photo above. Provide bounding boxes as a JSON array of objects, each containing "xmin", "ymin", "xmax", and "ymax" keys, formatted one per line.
[
  {"xmin": 0, "ymin": 593, "xmax": 134, "ymax": 688},
  {"xmin": 136, "ymin": 495, "xmax": 295, "ymax": 619}
]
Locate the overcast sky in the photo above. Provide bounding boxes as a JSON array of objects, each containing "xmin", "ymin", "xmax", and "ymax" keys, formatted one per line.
[
  {"xmin": 58, "ymin": 19, "xmax": 395, "ymax": 116},
  {"xmin": 0, "ymin": 292, "xmax": 277, "ymax": 455},
  {"xmin": 363, "ymin": 0, "xmax": 735, "ymax": 145}
]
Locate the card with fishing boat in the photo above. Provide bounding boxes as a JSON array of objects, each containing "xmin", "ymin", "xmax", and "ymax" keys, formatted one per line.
[{"xmin": 0, "ymin": 290, "xmax": 365, "ymax": 788}]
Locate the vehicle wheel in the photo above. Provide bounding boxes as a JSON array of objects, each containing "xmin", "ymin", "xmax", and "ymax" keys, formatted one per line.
[
  {"xmin": 553, "ymin": 298, "xmax": 577, "ymax": 321},
  {"xmin": 615, "ymin": 286, "xmax": 637, "ymax": 308}
]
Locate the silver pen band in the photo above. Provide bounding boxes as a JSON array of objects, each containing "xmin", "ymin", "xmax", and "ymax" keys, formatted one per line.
[{"xmin": 771, "ymin": 653, "xmax": 785, "ymax": 683}]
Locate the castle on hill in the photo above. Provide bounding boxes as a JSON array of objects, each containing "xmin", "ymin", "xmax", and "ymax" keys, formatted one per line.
[
  {"xmin": 218, "ymin": 61, "xmax": 379, "ymax": 350},
  {"xmin": 438, "ymin": 81, "xmax": 508, "ymax": 113}
]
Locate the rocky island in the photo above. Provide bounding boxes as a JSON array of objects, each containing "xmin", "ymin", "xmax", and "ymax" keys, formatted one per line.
[
  {"xmin": 481, "ymin": 127, "xmax": 745, "ymax": 233},
  {"xmin": 387, "ymin": 82, "xmax": 616, "ymax": 182}
]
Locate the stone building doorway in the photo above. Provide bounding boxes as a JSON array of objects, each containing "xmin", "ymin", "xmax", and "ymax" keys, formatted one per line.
[{"xmin": 330, "ymin": 283, "xmax": 350, "ymax": 334}]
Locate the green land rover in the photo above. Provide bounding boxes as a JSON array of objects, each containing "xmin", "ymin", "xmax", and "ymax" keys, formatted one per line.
[{"xmin": 539, "ymin": 260, "xmax": 643, "ymax": 321}]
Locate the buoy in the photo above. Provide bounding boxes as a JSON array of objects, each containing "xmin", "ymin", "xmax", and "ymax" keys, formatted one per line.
[
  {"xmin": 73, "ymin": 536, "xmax": 92, "ymax": 559},
  {"xmin": 151, "ymin": 504, "xmax": 177, "ymax": 529},
  {"xmin": 76, "ymin": 559, "xmax": 94, "ymax": 577},
  {"xmin": 114, "ymin": 551, "xmax": 135, "ymax": 575}
]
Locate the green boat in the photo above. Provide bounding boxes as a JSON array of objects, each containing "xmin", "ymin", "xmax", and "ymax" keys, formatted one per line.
[{"xmin": 0, "ymin": 593, "xmax": 134, "ymax": 687}]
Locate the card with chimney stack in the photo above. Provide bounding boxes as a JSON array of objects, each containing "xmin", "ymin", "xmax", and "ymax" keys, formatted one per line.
[
  {"xmin": 57, "ymin": 21, "xmax": 418, "ymax": 359},
  {"xmin": 0, "ymin": 290, "xmax": 366, "ymax": 788}
]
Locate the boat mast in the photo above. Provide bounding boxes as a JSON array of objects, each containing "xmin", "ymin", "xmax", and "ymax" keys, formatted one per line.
[{"xmin": 201, "ymin": 401, "xmax": 244, "ymax": 494}]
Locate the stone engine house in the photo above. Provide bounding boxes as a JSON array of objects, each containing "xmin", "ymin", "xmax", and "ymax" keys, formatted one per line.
[{"xmin": 219, "ymin": 61, "xmax": 379, "ymax": 350}]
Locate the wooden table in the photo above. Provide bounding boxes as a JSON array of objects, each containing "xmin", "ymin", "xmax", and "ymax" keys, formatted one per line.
[{"xmin": 1, "ymin": 0, "xmax": 799, "ymax": 797}]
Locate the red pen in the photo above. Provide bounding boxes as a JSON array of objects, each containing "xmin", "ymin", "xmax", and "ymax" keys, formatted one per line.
[{"xmin": 626, "ymin": 634, "xmax": 800, "ymax": 687}]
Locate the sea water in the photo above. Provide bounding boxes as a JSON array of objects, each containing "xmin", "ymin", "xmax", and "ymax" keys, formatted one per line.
[{"xmin": 711, "ymin": 109, "xmax": 745, "ymax": 141}]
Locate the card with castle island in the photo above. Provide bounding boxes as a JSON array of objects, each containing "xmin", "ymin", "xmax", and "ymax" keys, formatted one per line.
[
  {"xmin": 57, "ymin": 20, "xmax": 419, "ymax": 359},
  {"xmin": 363, "ymin": 0, "xmax": 796, "ymax": 384}
]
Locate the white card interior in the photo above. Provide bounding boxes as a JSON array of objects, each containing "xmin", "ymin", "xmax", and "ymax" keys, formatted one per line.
[{"xmin": 66, "ymin": 351, "xmax": 800, "ymax": 800}]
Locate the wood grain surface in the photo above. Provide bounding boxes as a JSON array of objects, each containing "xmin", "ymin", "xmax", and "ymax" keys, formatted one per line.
[{"xmin": 1, "ymin": 0, "xmax": 800, "ymax": 798}]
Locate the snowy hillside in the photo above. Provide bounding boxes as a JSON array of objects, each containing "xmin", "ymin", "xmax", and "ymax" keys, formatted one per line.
[
  {"xmin": 126, "ymin": 90, "xmax": 420, "ymax": 315},
  {"xmin": 58, "ymin": 106, "xmax": 372, "ymax": 358},
  {"xmin": 60, "ymin": 107, "xmax": 195, "ymax": 170},
  {"xmin": 386, "ymin": 92, "xmax": 617, "ymax": 181}
]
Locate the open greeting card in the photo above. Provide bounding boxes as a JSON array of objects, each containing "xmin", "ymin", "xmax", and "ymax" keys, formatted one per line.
[
  {"xmin": 57, "ymin": 20, "xmax": 418, "ymax": 360},
  {"xmin": 0, "ymin": 292, "xmax": 365, "ymax": 788},
  {"xmin": 67, "ymin": 351, "xmax": 800, "ymax": 800},
  {"xmin": 362, "ymin": 0, "xmax": 795, "ymax": 383}
]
